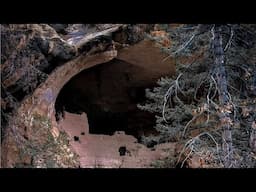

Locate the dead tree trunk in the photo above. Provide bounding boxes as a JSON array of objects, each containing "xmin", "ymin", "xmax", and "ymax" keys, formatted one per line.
[
  {"xmin": 211, "ymin": 25, "xmax": 234, "ymax": 167},
  {"xmin": 250, "ymin": 121, "xmax": 256, "ymax": 153}
]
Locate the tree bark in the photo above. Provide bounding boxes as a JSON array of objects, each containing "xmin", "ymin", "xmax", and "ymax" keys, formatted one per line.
[
  {"xmin": 212, "ymin": 25, "xmax": 234, "ymax": 167},
  {"xmin": 250, "ymin": 121, "xmax": 256, "ymax": 153}
]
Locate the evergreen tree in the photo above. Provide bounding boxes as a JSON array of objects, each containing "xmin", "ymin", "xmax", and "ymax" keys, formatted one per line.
[{"xmin": 138, "ymin": 24, "xmax": 256, "ymax": 167}]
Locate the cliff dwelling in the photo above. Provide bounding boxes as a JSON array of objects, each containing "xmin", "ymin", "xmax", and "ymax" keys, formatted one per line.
[
  {"xmin": 1, "ymin": 24, "xmax": 177, "ymax": 168},
  {"xmin": 53, "ymin": 44, "xmax": 176, "ymax": 167},
  {"xmin": 3, "ymin": 24, "xmax": 254, "ymax": 168}
]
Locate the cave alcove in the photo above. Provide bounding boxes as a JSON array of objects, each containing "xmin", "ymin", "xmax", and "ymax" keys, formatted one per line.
[{"xmin": 54, "ymin": 58, "xmax": 164, "ymax": 143}]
